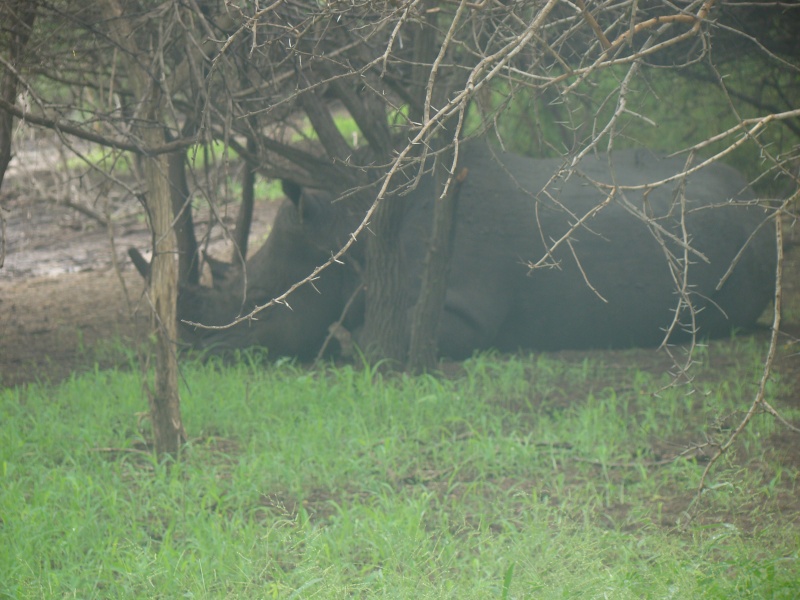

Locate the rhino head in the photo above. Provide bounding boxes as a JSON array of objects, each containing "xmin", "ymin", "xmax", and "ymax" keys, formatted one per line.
[{"xmin": 130, "ymin": 181, "xmax": 364, "ymax": 360}]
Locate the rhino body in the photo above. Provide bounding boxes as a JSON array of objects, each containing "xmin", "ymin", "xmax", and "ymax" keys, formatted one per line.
[{"xmin": 178, "ymin": 145, "xmax": 775, "ymax": 359}]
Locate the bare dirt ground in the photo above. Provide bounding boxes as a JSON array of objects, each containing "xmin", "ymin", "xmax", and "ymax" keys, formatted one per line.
[{"xmin": 0, "ymin": 135, "xmax": 278, "ymax": 387}]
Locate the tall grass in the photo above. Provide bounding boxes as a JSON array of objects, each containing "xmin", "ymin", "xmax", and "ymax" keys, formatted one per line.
[{"xmin": 1, "ymin": 341, "xmax": 798, "ymax": 598}]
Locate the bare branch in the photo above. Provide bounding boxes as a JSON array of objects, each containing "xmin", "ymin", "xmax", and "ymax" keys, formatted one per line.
[{"xmin": 695, "ymin": 201, "xmax": 788, "ymax": 504}]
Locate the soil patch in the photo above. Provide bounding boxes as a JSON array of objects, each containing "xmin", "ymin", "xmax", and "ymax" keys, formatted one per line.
[{"xmin": 0, "ymin": 136, "xmax": 278, "ymax": 386}]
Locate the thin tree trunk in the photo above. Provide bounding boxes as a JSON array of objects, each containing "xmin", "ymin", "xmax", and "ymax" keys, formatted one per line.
[
  {"xmin": 0, "ymin": 1, "xmax": 35, "ymax": 189},
  {"xmin": 102, "ymin": 0, "xmax": 185, "ymax": 457},
  {"xmin": 232, "ymin": 136, "xmax": 256, "ymax": 265},
  {"xmin": 358, "ymin": 0, "xmax": 437, "ymax": 368},
  {"xmin": 168, "ymin": 151, "xmax": 199, "ymax": 285},
  {"xmin": 143, "ymin": 130, "xmax": 186, "ymax": 456},
  {"xmin": 0, "ymin": 2, "xmax": 35, "ymax": 270}
]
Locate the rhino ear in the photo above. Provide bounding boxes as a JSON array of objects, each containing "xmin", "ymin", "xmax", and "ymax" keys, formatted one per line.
[
  {"xmin": 281, "ymin": 180, "xmax": 302, "ymax": 206},
  {"xmin": 202, "ymin": 251, "xmax": 237, "ymax": 290},
  {"xmin": 281, "ymin": 179, "xmax": 321, "ymax": 224}
]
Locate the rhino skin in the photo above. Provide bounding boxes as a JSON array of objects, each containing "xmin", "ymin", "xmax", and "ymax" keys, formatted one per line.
[{"xmin": 177, "ymin": 145, "xmax": 775, "ymax": 359}]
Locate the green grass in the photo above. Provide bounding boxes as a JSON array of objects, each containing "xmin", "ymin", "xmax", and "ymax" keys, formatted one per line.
[
  {"xmin": 63, "ymin": 146, "xmax": 136, "ymax": 175},
  {"xmin": 2, "ymin": 341, "xmax": 798, "ymax": 598}
]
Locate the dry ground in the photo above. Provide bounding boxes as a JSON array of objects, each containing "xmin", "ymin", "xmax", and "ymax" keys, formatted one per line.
[
  {"xmin": 0, "ymin": 136, "xmax": 278, "ymax": 386},
  {"xmin": 0, "ymin": 189, "xmax": 283, "ymax": 386}
]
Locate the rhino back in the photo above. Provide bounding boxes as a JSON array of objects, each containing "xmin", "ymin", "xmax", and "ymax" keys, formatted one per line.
[{"xmin": 406, "ymin": 146, "xmax": 774, "ymax": 354}]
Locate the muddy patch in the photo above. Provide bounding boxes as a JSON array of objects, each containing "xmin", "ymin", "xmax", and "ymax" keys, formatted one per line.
[{"xmin": 0, "ymin": 136, "xmax": 279, "ymax": 386}]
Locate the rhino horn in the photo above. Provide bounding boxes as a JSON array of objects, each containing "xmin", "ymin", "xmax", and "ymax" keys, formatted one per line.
[
  {"xmin": 127, "ymin": 247, "xmax": 151, "ymax": 281},
  {"xmin": 203, "ymin": 250, "xmax": 240, "ymax": 289}
]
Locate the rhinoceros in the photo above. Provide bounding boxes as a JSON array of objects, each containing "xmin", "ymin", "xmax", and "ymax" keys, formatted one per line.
[{"xmin": 136, "ymin": 144, "xmax": 775, "ymax": 360}]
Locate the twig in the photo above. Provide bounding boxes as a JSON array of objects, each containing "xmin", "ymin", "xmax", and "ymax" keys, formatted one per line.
[
  {"xmin": 0, "ymin": 203, "xmax": 6, "ymax": 269},
  {"xmin": 315, "ymin": 281, "xmax": 365, "ymax": 362},
  {"xmin": 694, "ymin": 206, "xmax": 786, "ymax": 505},
  {"xmin": 90, "ymin": 446, "xmax": 153, "ymax": 457},
  {"xmin": 60, "ymin": 198, "xmax": 109, "ymax": 226},
  {"xmin": 105, "ymin": 203, "xmax": 134, "ymax": 315},
  {"xmin": 0, "ymin": 96, "xmax": 198, "ymax": 156},
  {"xmin": 574, "ymin": 0, "xmax": 611, "ymax": 50}
]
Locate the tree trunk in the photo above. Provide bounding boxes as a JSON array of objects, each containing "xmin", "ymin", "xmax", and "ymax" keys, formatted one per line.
[
  {"xmin": 407, "ymin": 155, "xmax": 467, "ymax": 373},
  {"xmin": 0, "ymin": 1, "xmax": 35, "ymax": 189},
  {"xmin": 168, "ymin": 151, "xmax": 200, "ymax": 286},
  {"xmin": 101, "ymin": 0, "xmax": 185, "ymax": 458},
  {"xmin": 358, "ymin": 1, "xmax": 440, "ymax": 369},
  {"xmin": 0, "ymin": 2, "xmax": 35, "ymax": 271},
  {"xmin": 231, "ymin": 136, "xmax": 257, "ymax": 265},
  {"xmin": 361, "ymin": 197, "xmax": 412, "ymax": 366},
  {"xmin": 143, "ymin": 131, "xmax": 186, "ymax": 457}
]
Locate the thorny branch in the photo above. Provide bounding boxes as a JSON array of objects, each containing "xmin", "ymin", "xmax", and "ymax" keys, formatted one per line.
[{"xmin": 693, "ymin": 198, "xmax": 798, "ymax": 508}]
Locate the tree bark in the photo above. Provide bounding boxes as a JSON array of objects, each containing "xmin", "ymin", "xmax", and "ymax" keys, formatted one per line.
[
  {"xmin": 231, "ymin": 136, "xmax": 257, "ymax": 265},
  {"xmin": 144, "ymin": 131, "xmax": 186, "ymax": 457},
  {"xmin": 361, "ymin": 196, "xmax": 412, "ymax": 366},
  {"xmin": 358, "ymin": 1, "xmax": 440, "ymax": 368},
  {"xmin": 168, "ymin": 151, "xmax": 200, "ymax": 286},
  {"xmin": 0, "ymin": 1, "xmax": 35, "ymax": 270},
  {"xmin": 408, "ymin": 157, "xmax": 467, "ymax": 373},
  {"xmin": 0, "ymin": 0, "xmax": 35, "ymax": 189},
  {"xmin": 101, "ymin": 0, "xmax": 186, "ymax": 457}
]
